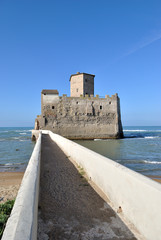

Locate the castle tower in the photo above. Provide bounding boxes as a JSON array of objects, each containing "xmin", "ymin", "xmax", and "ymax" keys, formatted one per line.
[{"xmin": 70, "ymin": 72, "xmax": 95, "ymax": 97}]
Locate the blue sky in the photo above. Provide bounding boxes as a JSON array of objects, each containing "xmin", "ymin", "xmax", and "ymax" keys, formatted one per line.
[{"xmin": 0, "ymin": 0, "xmax": 161, "ymax": 127}]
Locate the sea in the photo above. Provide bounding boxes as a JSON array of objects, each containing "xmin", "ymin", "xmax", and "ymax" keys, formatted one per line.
[
  {"xmin": 0, "ymin": 127, "xmax": 35, "ymax": 172},
  {"xmin": 0, "ymin": 126, "xmax": 161, "ymax": 178},
  {"xmin": 75, "ymin": 126, "xmax": 161, "ymax": 178}
]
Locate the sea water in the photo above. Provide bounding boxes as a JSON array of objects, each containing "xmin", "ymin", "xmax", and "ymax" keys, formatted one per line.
[
  {"xmin": 0, "ymin": 126, "xmax": 161, "ymax": 177},
  {"xmin": 0, "ymin": 127, "xmax": 35, "ymax": 172},
  {"xmin": 75, "ymin": 126, "xmax": 161, "ymax": 177}
]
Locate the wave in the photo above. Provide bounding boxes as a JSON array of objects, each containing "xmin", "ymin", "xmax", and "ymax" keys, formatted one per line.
[
  {"xmin": 123, "ymin": 135, "xmax": 160, "ymax": 140},
  {"xmin": 0, "ymin": 162, "xmax": 26, "ymax": 166},
  {"xmin": 124, "ymin": 136, "xmax": 149, "ymax": 140},
  {"xmin": 116, "ymin": 159, "xmax": 161, "ymax": 165},
  {"xmin": 124, "ymin": 129, "xmax": 161, "ymax": 132},
  {"xmin": 11, "ymin": 136, "xmax": 30, "ymax": 141},
  {"xmin": 15, "ymin": 129, "xmax": 32, "ymax": 132},
  {"xmin": 143, "ymin": 160, "xmax": 161, "ymax": 164},
  {"xmin": 144, "ymin": 136, "xmax": 159, "ymax": 139},
  {"xmin": 0, "ymin": 139, "xmax": 5, "ymax": 141}
]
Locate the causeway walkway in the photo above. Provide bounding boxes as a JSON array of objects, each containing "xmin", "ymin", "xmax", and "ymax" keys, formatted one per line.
[{"xmin": 38, "ymin": 134, "xmax": 137, "ymax": 240}]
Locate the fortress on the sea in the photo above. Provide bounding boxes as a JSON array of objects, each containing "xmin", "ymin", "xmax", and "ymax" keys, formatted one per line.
[{"xmin": 34, "ymin": 72, "xmax": 123, "ymax": 139}]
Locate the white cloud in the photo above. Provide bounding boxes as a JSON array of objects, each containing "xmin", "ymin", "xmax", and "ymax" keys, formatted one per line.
[{"xmin": 123, "ymin": 31, "xmax": 161, "ymax": 58}]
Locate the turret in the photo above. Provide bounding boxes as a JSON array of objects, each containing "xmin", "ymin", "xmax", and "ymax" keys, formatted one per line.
[{"xmin": 70, "ymin": 72, "xmax": 95, "ymax": 97}]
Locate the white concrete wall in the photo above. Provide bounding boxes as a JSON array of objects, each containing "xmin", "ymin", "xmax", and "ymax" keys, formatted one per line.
[
  {"xmin": 48, "ymin": 130, "xmax": 161, "ymax": 240},
  {"xmin": 2, "ymin": 132, "xmax": 42, "ymax": 240}
]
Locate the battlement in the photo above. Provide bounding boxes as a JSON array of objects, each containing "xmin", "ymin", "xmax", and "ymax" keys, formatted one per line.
[{"xmin": 53, "ymin": 93, "xmax": 118, "ymax": 100}]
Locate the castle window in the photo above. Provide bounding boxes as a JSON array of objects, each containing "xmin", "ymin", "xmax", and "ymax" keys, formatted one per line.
[
  {"xmin": 52, "ymin": 106, "xmax": 55, "ymax": 109},
  {"xmin": 100, "ymin": 106, "xmax": 102, "ymax": 110},
  {"xmin": 76, "ymin": 101, "xmax": 78, "ymax": 104},
  {"xmin": 76, "ymin": 88, "xmax": 79, "ymax": 92},
  {"xmin": 44, "ymin": 93, "xmax": 46, "ymax": 95},
  {"xmin": 109, "ymin": 102, "xmax": 111, "ymax": 105}
]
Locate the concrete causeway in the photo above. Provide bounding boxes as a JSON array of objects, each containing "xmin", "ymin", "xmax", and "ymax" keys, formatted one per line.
[
  {"xmin": 38, "ymin": 134, "xmax": 136, "ymax": 239},
  {"xmin": 3, "ymin": 131, "xmax": 161, "ymax": 240}
]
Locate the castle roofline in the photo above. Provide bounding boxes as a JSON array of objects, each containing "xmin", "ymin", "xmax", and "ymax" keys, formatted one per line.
[
  {"xmin": 69, "ymin": 72, "xmax": 95, "ymax": 81},
  {"xmin": 42, "ymin": 89, "xmax": 59, "ymax": 94}
]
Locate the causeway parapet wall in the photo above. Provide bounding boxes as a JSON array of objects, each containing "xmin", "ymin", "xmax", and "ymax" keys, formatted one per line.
[
  {"xmin": 4, "ymin": 130, "xmax": 161, "ymax": 240},
  {"xmin": 48, "ymin": 130, "xmax": 161, "ymax": 240},
  {"xmin": 2, "ymin": 133, "xmax": 41, "ymax": 240}
]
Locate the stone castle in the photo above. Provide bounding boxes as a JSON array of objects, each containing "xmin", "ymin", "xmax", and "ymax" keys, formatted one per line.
[{"xmin": 34, "ymin": 72, "xmax": 123, "ymax": 139}]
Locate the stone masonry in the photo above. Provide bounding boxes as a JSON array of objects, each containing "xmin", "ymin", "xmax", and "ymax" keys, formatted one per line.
[
  {"xmin": 70, "ymin": 72, "xmax": 95, "ymax": 97},
  {"xmin": 35, "ymin": 72, "xmax": 123, "ymax": 139}
]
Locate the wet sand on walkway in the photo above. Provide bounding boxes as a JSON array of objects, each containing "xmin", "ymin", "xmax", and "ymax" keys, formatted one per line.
[{"xmin": 0, "ymin": 172, "xmax": 160, "ymax": 206}]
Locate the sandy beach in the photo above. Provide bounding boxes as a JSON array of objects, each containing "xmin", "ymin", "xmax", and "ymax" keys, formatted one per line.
[
  {"xmin": 149, "ymin": 176, "xmax": 161, "ymax": 184},
  {"xmin": 0, "ymin": 172, "xmax": 24, "ymax": 204}
]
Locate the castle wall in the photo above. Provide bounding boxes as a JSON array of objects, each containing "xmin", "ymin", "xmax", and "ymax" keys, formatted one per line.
[
  {"xmin": 41, "ymin": 90, "xmax": 59, "ymax": 114},
  {"xmin": 42, "ymin": 93, "xmax": 59, "ymax": 104},
  {"xmin": 39, "ymin": 94, "xmax": 123, "ymax": 139}
]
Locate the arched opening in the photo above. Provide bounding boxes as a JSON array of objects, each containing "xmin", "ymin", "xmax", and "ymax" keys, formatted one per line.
[
  {"xmin": 35, "ymin": 119, "xmax": 40, "ymax": 130},
  {"xmin": 32, "ymin": 135, "xmax": 36, "ymax": 141}
]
